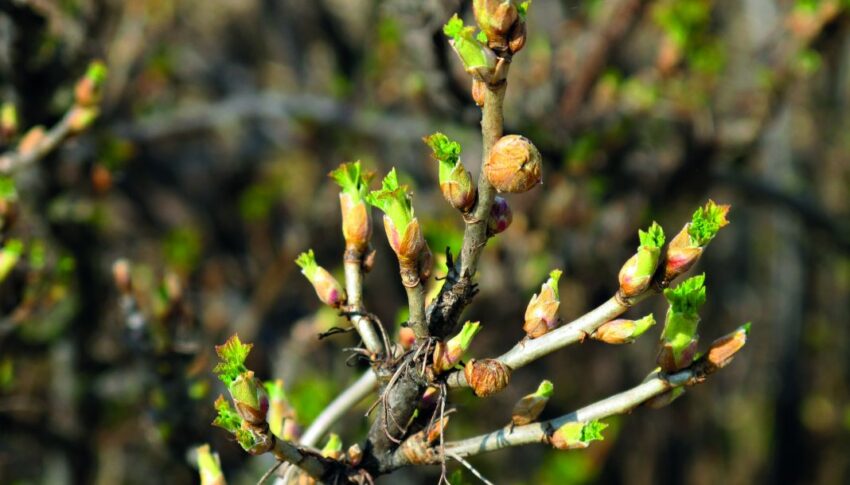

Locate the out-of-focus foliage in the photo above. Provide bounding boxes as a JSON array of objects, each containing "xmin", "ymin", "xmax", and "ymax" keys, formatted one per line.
[{"xmin": 0, "ymin": 0, "xmax": 849, "ymax": 484}]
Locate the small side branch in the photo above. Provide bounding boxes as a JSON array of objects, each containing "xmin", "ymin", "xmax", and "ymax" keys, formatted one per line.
[
  {"xmin": 0, "ymin": 108, "xmax": 79, "ymax": 174},
  {"xmin": 344, "ymin": 254, "xmax": 384, "ymax": 354}
]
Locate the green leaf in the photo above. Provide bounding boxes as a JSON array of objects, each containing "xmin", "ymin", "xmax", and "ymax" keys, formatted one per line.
[
  {"xmin": 663, "ymin": 274, "xmax": 706, "ymax": 316},
  {"xmin": 212, "ymin": 395, "xmax": 241, "ymax": 433},
  {"xmin": 329, "ymin": 160, "xmax": 371, "ymax": 202},
  {"xmin": 321, "ymin": 433, "xmax": 343, "ymax": 457},
  {"xmin": 580, "ymin": 420, "xmax": 608, "ymax": 443},
  {"xmin": 0, "ymin": 176, "xmax": 17, "ymax": 200},
  {"xmin": 535, "ymin": 379, "xmax": 554, "ymax": 398},
  {"xmin": 213, "ymin": 335, "xmax": 252, "ymax": 386},
  {"xmin": 638, "ymin": 221, "xmax": 665, "ymax": 249},
  {"xmin": 546, "ymin": 269, "xmax": 562, "ymax": 299},
  {"xmin": 518, "ymin": 0, "xmax": 532, "ymax": 21},
  {"xmin": 443, "ymin": 14, "xmax": 494, "ymax": 70},
  {"xmin": 365, "ymin": 169, "xmax": 414, "ymax": 231},
  {"xmin": 688, "ymin": 200, "xmax": 730, "ymax": 246},
  {"xmin": 424, "ymin": 132, "xmax": 462, "ymax": 183},
  {"xmin": 295, "ymin": 249, "xmax": 319, "ymax": 281}
]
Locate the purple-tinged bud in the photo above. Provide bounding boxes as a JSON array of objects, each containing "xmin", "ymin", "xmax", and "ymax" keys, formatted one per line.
[
  {"xmin": 511, "ymin": 380, "xmax": 553, "ymax": 426},
  {"xmin": 398, "ymin": 326, "xmax": 416, "ymax": 350},
  {"xmin": 487, "ymin": 196, "xmax": 513, "ymax": 237},
  {"xmin": 295, "ymin": 250, "xmax": 346, "ymax": 308},
  {"xmin": 464, "ymin": 358, "xmax": 512, "ymax": 397},
  {"xmin": 592, "ymin": 314, "xmax": 656, "ymax": 345},
  {"xmin": 550, "ymin": 420, "xmax": 607, "ymax": 450},
  {"xmin": 523, "ymin": 270, "xmax": 562, "ymax": 338},
  {"xmin": 618, "ymin": 222, "xmax": 665, "ymax": 297},
  {"xmin": 484, "ymin": 134, "xmax": 542, "ymax": 193},
  {"xmin": 433, "ymin": 321, "xmax": 481, "ymax": 373}
]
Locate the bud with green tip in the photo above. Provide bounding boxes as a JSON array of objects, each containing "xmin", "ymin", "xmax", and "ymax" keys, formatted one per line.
[
  {"xmin": 295, "ymin": 250, "xmax": 346, "ymax": 308},
  {"xmin": 657, "ymin": 274, "xmax": 706, "ymax": 372},
  {"xmin": 523, "ymin": 270, "xmax": 562, "ymax": 338},
  {"xmin": 196, "ymin": 444, "xmax": 226, "ymax": 485},
  {"xmin": 212, "ymin": 394, "xmax": 242, "ymax": 434},
  {"xmin": 592, "ymin": 314, "xmax": 656, "ymax": 345},
  {"xmin": 511, "ymin": 380, "xmax": 553, "ymax": 425},
  {"xmin": 487, "ymin": 196, "xmax": 513, "ymax": 237},
  {"xmin": 424, "ymin": 133, "xmax": 476, "ymax": 213},
  {"xmin": 703, "ymin": 322, "xmax": 750, "ymax": 373},
  {"xmin": 433, "ymin": 321, "xmax": 482, "ymax": 373},
  {"xmin": 329, "ymin": 161, "xmax": 373, "ymax": 254},
  {"xmin": 1, "ymin": 102, "xmax": 17, "ymax": 139},
  {"xmin": 322, "ymin": 433, "xmax": 344, "ymax": 460},
  {"xmin": 0, "ymin": 240, "xmax": 23, "ymax": 283},
  {"xmin": 550, "ymin": 420, "xmax": 607, "ymax": 450},
  {"xmin": 619, "ymin": 222, "xmax": 665, "ymax": 297},
  {"xmin": 443, "ymin": 14, "xmax": 498, "ymax": 83},
  {"xmin": 74, "ymin": 60, "xmax": 108, "ymax": 107},
  {"xmin": 663, "ymin": 200, "xmax": 730, "ymax": 282},
  {"xmin": 213, "ymin": 335, "xmax": 269, "ymax": 425},
  {"xmin": 366, "ymin": 169, "xmax": 431, "ymax": 285}
]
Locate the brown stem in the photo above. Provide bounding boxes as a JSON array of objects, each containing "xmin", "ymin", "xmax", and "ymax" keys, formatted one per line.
[{"xmin": 344, "ymin": 253, "xmax": 384, "ymax": 354}]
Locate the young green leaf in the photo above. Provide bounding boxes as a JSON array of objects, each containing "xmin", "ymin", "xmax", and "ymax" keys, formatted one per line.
[
  {"xmin": 213, "ymin": 335, "xmax": 252, "ymax": 386},
  {"xmin": 688, "ymin": 200, "xmax": 730, "ymax": 246},
  {"xmin": 638, "ymin": 221, "xmax": 665, "ymax": 249}
]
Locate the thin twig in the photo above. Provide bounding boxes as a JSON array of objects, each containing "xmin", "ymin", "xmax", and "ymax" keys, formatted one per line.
[
  {"xmin": 344, "ymin": 257, "xmax": 385, "ymax": 354},
  {"xmin": 447, "ymin": 452, "xmax": 495, "ymax": 485},
  {"xmin": 0, "ymin": 108, "xmax": 79, "ymax": 174}
]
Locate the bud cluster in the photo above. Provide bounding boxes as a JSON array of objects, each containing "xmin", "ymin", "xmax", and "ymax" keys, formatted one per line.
[{"xmin": 473, "ymin": 0, "xmax": 531, "ymax": 54}]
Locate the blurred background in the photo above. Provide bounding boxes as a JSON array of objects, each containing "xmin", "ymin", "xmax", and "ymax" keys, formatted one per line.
[{"xmin": 1, "ymin": 0, "xmax": 849, "ymax": 484}]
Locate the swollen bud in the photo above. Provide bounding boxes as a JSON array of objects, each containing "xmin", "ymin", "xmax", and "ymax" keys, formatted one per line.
[
  {"xmin": 618, "ymin": 222, "xmax": 665, "ymax": 297},
  {"xmin": 703, "ymin": 323, "xmax": 750, "ymax": 372},
  {"xmin": 347, "ymin": 444, "xmax": 363, "ymax": 466},
  {"xmin": 511, "ymin": 380, "xmax": 553, "ymax": 425},
  {"xmin": 473, "ymin": 0, "xmax": 518, "ymax": 47},
  {"xmin": 550, "ymin": 420, "xmax": 607, "ymax": 450},
  {"xmin": 295, "ymin": 250, "xmax": 346, "ymax": 308},
  {"xmin": 657, "ymin": 274, "xmax": 706, "ymax": 372},
  {"xmin": 424, "ymin": 133, "xmax": 476, "ymax": 213},
  {"xmin": 484, "ymin": 134, "xmax": 542, "ymax": 193},
  {"xmin": 663, "ymin": 200, "xmax": 730, "ymax": 282},
  {"xmin": 523, "ymin": 270, "xmax": 562, "ymax": 338},
  {"xmin": 196, "ymin": 445, "xmax": 226, "ymax": 485},
  {"xmin": 486, "ymin": 196, "xmax": 513, "ymax": 237},
  {"xmin": 74, "ymin": 61, "xmax": 108, "ymax": 107},
  {"xmin": 592, "ymin": 314, "xmax": 656, "ymax": 344},
  {"xmin": 433, "ymin": 321, "xmax": 481, "ymax": 373},
  {"xmin": 464, "ymin": 358, "xmax": 512, "ymax": 397},
  {"xmin": 329, "ymin": 161, "xmax": 373, "ymax": 254},
  {"xmin": 443, "ymin": 15, "xmax": 498, "ymax": 83}
]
